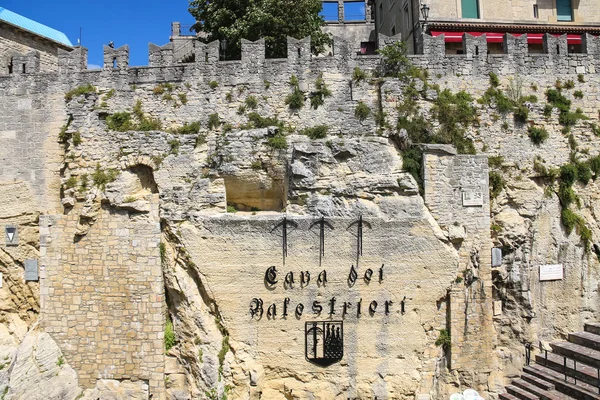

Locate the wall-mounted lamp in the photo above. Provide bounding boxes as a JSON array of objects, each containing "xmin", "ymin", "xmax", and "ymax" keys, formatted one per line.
[{"xmin": 420, "ymin": 3, "xmax": 430, "ymax": 34}]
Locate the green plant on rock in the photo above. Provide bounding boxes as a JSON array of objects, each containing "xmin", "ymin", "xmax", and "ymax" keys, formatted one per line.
[
  {"xmin": 165, "ymin": 315, "xmax": 175, "ymax": 351},
  {"xmin": 168, "ymin": 139, "xmax": 180, "ymax": 155},
  {"xmin": 173, "ymin": 121, "xmax": 201, "ymax": 135},
  {"xmin": 209, "ymin": 80, "xmax": 219, "ymax": 89},
  {"xmin": 267, "ymin": 134, "xmax": 287, "ymax": 149},
  {"xmin": 178, "ymin": 93, "xmax": 188, "ymax": 105},
  {"xmin": 58, "ymin": 115, "xmax": 74, "ymax": 142},
  {"xmin": 285, "ymin": 75, "xmax": 304, "ymax": 110},
  {"xmin": 377, "ymin": 41, "xmax": 410, "ymax": 78},
  {"xmin": 245, "ymin": 95, "xmax": 258, "ymax": 109},
  {"xmin": 227, "ymin": 205, "xmax": 237, "ymax": 213},
  {"xmin": 64, "ymin": 176, "xmax": 78, "ymax": 189},
  {"xmin": 353, "ymin": 66, "xmax": 367, "ymax": 83},
  {"xmin": 107, "ymin": 112, "xmax": 133, "ymax": 132},
  {"xmin": 301, "ymin": 125, "xmax": 329, "ymax": 139},
  {"xmin": 72, "ymin": 131, "xmax": 82, "ymax": 146},
  {"xmin": 153, "ymin": 83, "xmax": 175, "ymax": 95},
  {"xmin": 489, "ymin": 171, "xmax": 505, "ymax": 200},
  {"xmin": 92, "ymin": 164, "xmax": 118, "ymax": 189},
  {"xmin": 310, "ymin": 73, "xmax": 332, "ymax": 109},
  {"xmin": 208, "ymin": 113, "xmax": 221, "ymax": 130},
  {"xmin": 488, "ymin": 72, "xmax": 500, "ymax": 88},
  {"xmin": 528, "ymin": 126, "xmax": 549, "ymax": 145},
  {"xmin": 354, "ymin": 101, "xmax": 371, "ymax": 121},
  {"xmin": 217, "ymin": 335, "xmax": 230, "ymax": 377},
  {"xmin": 56, "ymin": 356, "xmax": 64, "ymax": 367},
  {"xmin": 435, "ymin": 329, "xmax": 451, "ymax": 349},
  {"xmin": 65, "ymin": 84, "xmax": 96, "ymax": 101}
]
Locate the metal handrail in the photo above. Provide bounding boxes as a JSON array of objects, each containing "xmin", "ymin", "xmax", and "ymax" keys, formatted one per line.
[{"xmin": 178, "ymin": 24, "xmax": 196, "ymax": 36}]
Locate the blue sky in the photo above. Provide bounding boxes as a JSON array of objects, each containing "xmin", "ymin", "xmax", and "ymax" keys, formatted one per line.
[
  {"xmin": 1, "ymin": 0, "xmax": 196, "ymax": 67},
  {"xmin": 1, "ymin": 1, "xmax": 365, "ymax": 67}
]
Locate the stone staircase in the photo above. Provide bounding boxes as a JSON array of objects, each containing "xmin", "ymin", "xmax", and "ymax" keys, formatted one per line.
[{"xmin": 500, "ymin": 323, "xmax": 600, "ymax": 400}]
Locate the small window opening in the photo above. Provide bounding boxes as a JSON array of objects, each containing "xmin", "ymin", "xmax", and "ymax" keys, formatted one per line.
[
  {"xmin": 205, "ymin": 52, "xmax": 209, "ymax": 62},
  {"xmin": 22, "ymin": 63, "xmax": 26, "ymax": 73},
  {"xmin": 112, "ymin": 57, "xmax": 117, "ymax": 68},
  {"xmin": 557, "ymin": 44, "xmax": 560, "ymax": 54},
  {"xmin": 475, "ymin": 46, "xmax": 479, "ymax": 55},
  {"xmin": 533, "ymin": 5, "xmax": 539, "ymax": 18},
  {"xmin": 298, "ymin": 47, "xmax": 301, "ymax": 57},
  {"xmin": 8, "ymin": 58, "xmax": 13, "ymax": 74}
]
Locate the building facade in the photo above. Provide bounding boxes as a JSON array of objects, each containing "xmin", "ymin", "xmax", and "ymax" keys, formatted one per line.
[
  {"xmin": 0, "ymin": 7, "xmax": 73, "ymax": 74},
  {"xmin": 321, "ymin": 0, "xmax": 377, "ymax": 54},
  {"xmin": 374, "ymin": 0, "xmax": 600, "ymax": 54}
]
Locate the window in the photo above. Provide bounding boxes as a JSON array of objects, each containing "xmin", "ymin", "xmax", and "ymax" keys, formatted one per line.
[
  {"xmin": 344, "ymin": 1, "xmax": 366, "ymax": 21},
  {"xmin": 391, "ymin": 25, "xmax": 396, "ymax": 35},
  {"xmin": 533, "ymin": 4, "xmax": 539, "ymax": 18},
  {"xmin": 556, "ymin": 0, "xmax": 573, "ymax": 21},
  {"xmin": 461, "ymin": 0, "xmax": 480, "ymax": 18},
  {"xmin": 320, "ymin": 2, "xmax": 339, "ymax": 21}
]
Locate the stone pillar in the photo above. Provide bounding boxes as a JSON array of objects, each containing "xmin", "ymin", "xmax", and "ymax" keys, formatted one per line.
[
  {"xmin": 582, "ymin": 33, "xmax": 600, "ymax": 55},
  {"xmin": 171, "ymin": 22, "xmax": 181, "ymax": 38},
  {"xmin": 338, "ymin": 0, "xmax": 344, "ymax": 22},
  {"xmin": 543, "ymin": 33, "xmax": 568, "ymax": 56},
  {"xmin": 241, "ymin": 38, "xmax": 265, "ymax": 65},
  {"xmin": 422, "ymin": 34, "xmax": 445, "ymax": 60},
  {"xmin": 503, "ymin": 33, "xmax": 528, "ymax": 55},
  {"xmin": 12, "ymin": 51, "xmax": 40, "ymax": 74},
  {"xmin": 103, "ymin": 45, "xmax": 130, "ymax": 69},
  {"xmin": 148, "ymin": 43, "xmax": 174, "ymax": 67},
  {"xmin": 287, "ymin": 36, "xmax": 311, "ymax": 64},
  {"xmin": 463, "ymin": 33, "xmax": 487, "ymax": 58},
  {"xmin": 195, "ymin": 40, "xmax": 219, "ymax": 64}
]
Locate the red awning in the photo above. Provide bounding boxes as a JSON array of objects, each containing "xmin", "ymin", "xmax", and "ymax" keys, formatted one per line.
[{"xmin": 430, "ymin": 31, "xmax": 582, "ymax": 44}]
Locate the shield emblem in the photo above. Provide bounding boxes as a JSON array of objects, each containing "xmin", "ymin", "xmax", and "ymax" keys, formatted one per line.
[{"xmin": 305, "ymin": 321, "xmax": 343, "ymax": 366}]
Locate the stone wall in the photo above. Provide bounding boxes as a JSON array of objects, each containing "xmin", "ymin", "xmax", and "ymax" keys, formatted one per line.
[
  {"xmin": 0, "ymin": 23, "xmax": 70, "ymax": 74},
  {"xmin": 39, "ymin": 199, "xmax": 165, "ymax": 395}
]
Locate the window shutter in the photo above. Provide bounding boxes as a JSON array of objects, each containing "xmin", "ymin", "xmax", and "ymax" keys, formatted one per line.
[
  {"xmin": 556, "ymin": 0, "xmax": 573, "ymax": 21},
  {"xmin": 461, "ymin": 0, "xmax": 480, "ymax": 18}
]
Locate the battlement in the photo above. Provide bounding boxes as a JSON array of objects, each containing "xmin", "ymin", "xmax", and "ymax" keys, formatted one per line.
[{"xmin": 2, "ymin": 32, "xmax": 599, "ymax": 83}]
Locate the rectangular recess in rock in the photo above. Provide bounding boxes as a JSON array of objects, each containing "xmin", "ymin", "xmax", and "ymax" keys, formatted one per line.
[
  {"xmin": 24, "ymin": 259, "xmax": 38, "ymax": 281},
  {"xmin": 491, "ymin": 248, "xmax": 502, "ymax": 267},
  {"xmin": 5, "ymin": 225, "xmax": 18, "ymax": 246}
]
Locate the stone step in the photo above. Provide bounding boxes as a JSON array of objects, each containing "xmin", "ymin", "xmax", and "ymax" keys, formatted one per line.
[
  {"xmin": 513, "ymin": 378, "xmax": 562, "ymax": 400},
  {"xmin": 525, "ymin": 364, "xmax": 600, "ymax": 400},
  {"xmin": 536, "ymin": 352, "xmax": 600, "ymax": 388},
  {"xmin": 585, "ymin": 324, "xmax": 600, "ymax": 336},
  {"xmin": 506, "ymin": 384, "xmax": 540, "ymax": 400},
  {"xmin": 571, "ymin": 332, "xmax": 600, "ymax": 352},
  {"xmin": 500, "ymin": 393, "xmax": 522, "ymax": 400},
  {"xmin": 551, "ymin": 342, "xmax": 600, "ymax": 369},
  {"xmin": 522, "ymin": 372, "xmax": 555, "ymax": 391}
]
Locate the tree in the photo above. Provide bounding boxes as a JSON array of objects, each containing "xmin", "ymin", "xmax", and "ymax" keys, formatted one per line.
[{"xmin": 188, "ymin": 0, "xmax": 331, "ymax": 58}]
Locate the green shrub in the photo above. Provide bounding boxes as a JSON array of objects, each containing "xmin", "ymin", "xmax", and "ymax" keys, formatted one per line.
[
  {"xmin": 227, "ymin": 205, "xmax": 237, "ymax": 213},
  {"xmin": 589, "ymin": 156, "xmax": 600, "ymax": 178},
  {"xmin": 72, "ymin": 131, "xmax": 82, "ymax": 146},
  {"xmin": 543, "ymin": 104, "xmax": 553, "ymax": 118},
  {"xmin": 225, "ymin": 92, "xmax": 233, "ymax": 102},
  {"xmin": 528, "ymin": 126, "xmax": 549, "ymax": 145},
  {"xmin": 301, "ymin": 125, "xmax": 329, "ymax": 139},
  {"xmin": 564, "ymin": 79, "xmax": 575, "ymax": 90},
  {"xmin": 223, "ymin": 123, "xmax": 233, "ymax": 133},
  {"xmin": 137, "ymin": 116, "xmax": 162, "ymax": 131},
  {"xmin": 489, "ymin": 171, "xmax": 505, "ymax": 199},
  {"xmin": 435, "ymin": 329, "xmax": 451, "ymax": 349},
  {"xmin": 56, "ymin": 356, "xmax": 64, "ymax": 367},
  {"xmin": 165, "ymin": 316, "xmax": 175, "ymax": 351},
  {"xmin": 178, "ymin": 93, "xmax": 188, "ymax": 105},
  {"xmin": 513, "ymin": 104, "xmax": 529, "ymax": 123},
  {"xmin": 217, "ymin": 335, "xmax": 230, "ymax": 376},
  {"xmin": 92, "ymin": 164, "xmax": 118, "ymax": 189},
  {"xmin": 264, "ymin": 80, "xmax": 271, "ymax": 89},
  {"xmin": 353, "ymin": 66, "xmax": 368, "ymax": 82},
  {"xmin": 377, "ymin": 41, "xmax": 410, "ymax": 78},
  {"xmin": 488, "ymin": 155, "xmax": 504, "ymax": 169},
  {"xmin": 310, "ymin": 74, "xmax": 332, "ymax": 109},
  {"xmin": 577, "ymin": 162, "xmax": 592, "ymax": 184},
  {"xmin": 153, "ymin": 83, "xmax": 175, "ymax": 95},
  {"xmin": 267, "ymin": 134, "xmax": 288, "ymax": 149},
  {"xmin": 209, "ymin": 80, "xmax": 219, "ymax": 89},
  {"xmin": 558, "ymin": 184, "xmax": 578, "ymax": 208},
  {"xmin": 168, "ymin": 139, "xmax": 180, "ymax": 155},
  {"xmin": 285, "ymin": 88, "xmax": 304, "ymax": 110},
  {"xmin": 574, "ymin": 90, "xmax": 584, "ymax": 99},
  {"xmin": 245, "ymin": 95, "xmax": 258, "ymax": 109},
  {"xmin": 488, "ymin": 72, "xmax": 500, "ymax": 87},
  {"xmin": 65, "ymin": 84, "xmax": 96, "ymax": 101},
  {"xmin": 207, "ymin": 113, "xmax": 220, "ymax": 130},
  {"xmin": 354, "ymin": 101, "xmax": 371, "ymax": 121},
  {"xmin": 560, "ymin": 163, "xmax": 578, "ymax": 186},
  {"xmin": 174, "ymin": 121, "xmax": 201, "ymax": 134},
  {"xmin": 65, "ymin": 176, "xmax": 78, "ymax": 189},
  {"xmin": 106, "ymin": 112, "xmax": 133, "ymax": 132},
  {"xmin": 247, "ymin": 113, "xmax": 284, "ymax": 129}
]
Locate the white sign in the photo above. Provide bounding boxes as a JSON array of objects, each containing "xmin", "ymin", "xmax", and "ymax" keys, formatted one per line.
[
  {"xmin": 540, "ymin": 264, "xmax": 564, "ymax": 281},
  {"xmin": 462, "ymin": 191, "xmax": 484, "ymax": 206}
]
